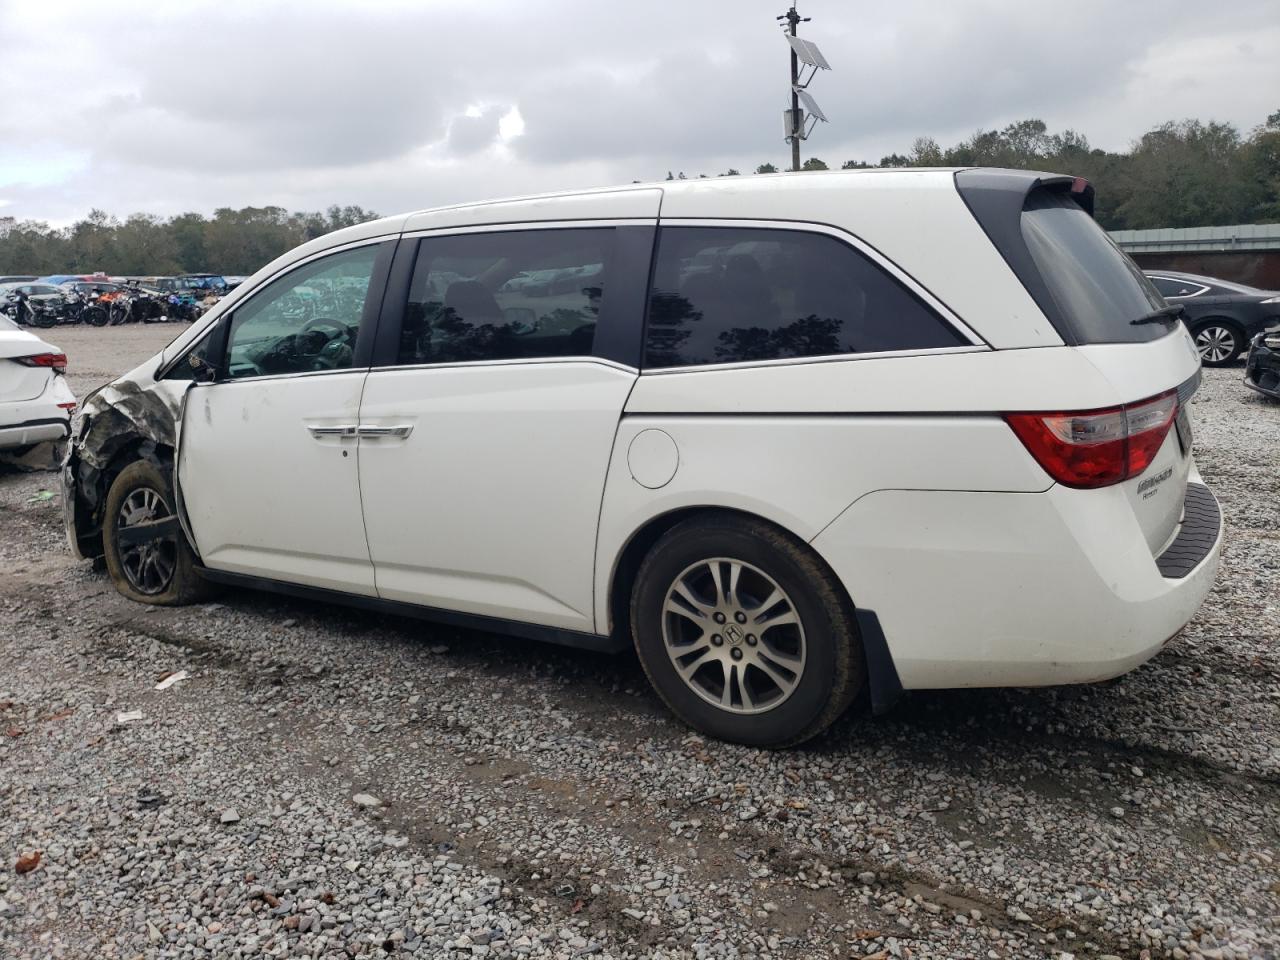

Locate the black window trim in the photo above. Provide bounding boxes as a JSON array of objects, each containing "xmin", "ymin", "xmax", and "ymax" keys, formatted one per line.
[
  {"xmin": 1148, "ymin": 276, "xmax": 1210, "ymax": 300},
  {"xmin": 638, "ymin": 218, "xmax": 986, "ymax": 373},
  {"xmin": 369, "ymin": 219, "xmax": 657, "ymax": 371},
  {"xmin": 638, "ymin": 343, "xmax": 988, "ymax": 376},
  {"xmin": 161, "ymin": 236, "xmax": 398, "ymax": 385},
  {"xmin": 154, "ymin": 321, "xmax": 227, "ymax": 382}
]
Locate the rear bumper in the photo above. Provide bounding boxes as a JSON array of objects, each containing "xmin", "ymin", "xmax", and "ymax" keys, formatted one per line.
[
  {"xmin": 812, "ymin": 473, "xmax": 1223, "ymax": 690},
  {"xmin": 0, "ymin": 417, "xmax": 70, "ymax": 449},
  {"xmin": 0, "ymin": 376, "xmax": 76, "ymax": 449}
]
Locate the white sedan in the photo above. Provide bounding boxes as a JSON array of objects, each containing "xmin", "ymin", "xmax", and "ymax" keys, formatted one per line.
[{"xmin": 0, "ymin": 314, "xmax": 76, "ymax": 452}]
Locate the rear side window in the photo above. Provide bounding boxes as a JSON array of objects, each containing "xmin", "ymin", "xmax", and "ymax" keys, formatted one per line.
[
  {"xmin": 1150, "ymin": 277, "xmax": 1207, "ymax": 299},
  {"xmin": 1020, "ymin": 191, "xmax": 1167, "ymax": 343},
  {"xmin": 399, "ymin": 228, "xmax": 612, "ymax": 365},
  {"xmin": 643, "ymin": 227, "xmax": 964, "ymax": 368}
]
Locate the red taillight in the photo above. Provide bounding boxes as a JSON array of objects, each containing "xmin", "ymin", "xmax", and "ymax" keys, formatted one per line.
[
  {"xmin": 15, "ymin": 352, "xmax": 68, "ymax": 374},
  {"xmin": 1005, "ymin": 389, "xmax": 1179, "ymax": 489}
]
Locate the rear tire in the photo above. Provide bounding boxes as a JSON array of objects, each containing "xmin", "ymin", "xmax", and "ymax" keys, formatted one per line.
[
  {"xmin": 631, "ymin": 514, "xmax": 864, "ymax": 748},
  {"xmin": 102, "ymin": 460, "xmax": 215, "ymax": 605},
  {"xmin": 1193, "ymin": 321, "xmax": 1243, "ymax": 366}
]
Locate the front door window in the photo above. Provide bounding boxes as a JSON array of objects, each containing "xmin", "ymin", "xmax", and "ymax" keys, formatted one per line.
[{"xmin": 224, "ymin": 245, "xmax": 380, "ymax": 379}]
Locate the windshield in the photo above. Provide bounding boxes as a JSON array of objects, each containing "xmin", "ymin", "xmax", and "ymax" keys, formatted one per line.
[{"xmin": 1021, "ymin": 191, "xmax": 1168, "ymax": 343}]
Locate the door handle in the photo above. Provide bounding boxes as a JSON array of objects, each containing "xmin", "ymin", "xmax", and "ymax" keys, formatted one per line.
[
  {"xmin": 306, "ymin": 424, "xmax": 358, "ymax": 439},
  {"xmin": 356, "ymin": 424, "xmax": 414, "ymax": 439}
]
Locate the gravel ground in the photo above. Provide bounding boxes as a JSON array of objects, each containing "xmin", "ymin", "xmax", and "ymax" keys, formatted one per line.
[{"xmin": 1, "ymin": 327, "xmax": 1277, "ymax": 959}]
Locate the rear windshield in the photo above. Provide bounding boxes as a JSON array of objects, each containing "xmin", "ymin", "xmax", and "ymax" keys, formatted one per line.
[{"xmin": 1021, "ymin": 191, "xmax": 1167, "ymax": 343}]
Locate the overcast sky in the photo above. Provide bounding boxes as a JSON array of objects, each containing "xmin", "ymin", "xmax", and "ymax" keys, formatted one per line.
[{"xmin": 1, "ymin": 0, "xmax": 1277, "ymax": 224}]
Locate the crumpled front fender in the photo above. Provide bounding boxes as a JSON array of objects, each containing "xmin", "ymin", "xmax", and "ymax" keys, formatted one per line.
[{"xmin": 62, "ymin": 378, "xmax": 191, "ymax": 560}]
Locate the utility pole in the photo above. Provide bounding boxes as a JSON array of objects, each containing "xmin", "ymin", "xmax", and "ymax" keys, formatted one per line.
[
  {"xmin": 779, "ymin": 5, "xmax": 829, "ymax": 171},
  {"xmin": 784, "ymin": 5, "xmax": 804, "ymax": 172}
]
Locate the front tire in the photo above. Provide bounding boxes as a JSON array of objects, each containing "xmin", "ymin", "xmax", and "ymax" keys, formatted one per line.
[
  {"xmin": 631, "ymin": 514, "xmax": 864, "ymax": 748},
  {"xmin": 1193, "ymin": 322, "xmax": 1243, "ymax": 366},
  {"xmin": 102, "ymin": 460, "xmax": 213, "ymax": 605}
]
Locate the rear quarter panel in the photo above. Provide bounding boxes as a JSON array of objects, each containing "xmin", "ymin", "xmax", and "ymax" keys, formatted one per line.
[
  {"xmin": 600, "ymin": 332, "xmax": 1201, "ymax": 634},
  {"xmin": 594, "ymin": 404, "xmax": 1051, "ymax": 633}
]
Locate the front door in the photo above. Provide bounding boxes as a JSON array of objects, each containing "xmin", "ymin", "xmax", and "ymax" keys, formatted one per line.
[
  {"xmin": 357, "ymin": 225, "xmax": 645, "ymax": 632},
  {"xmin": 178, "ymin": 241, "xmax": 390, "ymax": 595}
]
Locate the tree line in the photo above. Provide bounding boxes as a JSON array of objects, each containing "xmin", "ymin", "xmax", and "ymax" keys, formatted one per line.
[
  {"xmin": 0, "ymin": 205, "xmax": 380, "ymax": 277},
  {"xmin": 4, "ymin": 112, "xmax": 1277, "ymax": 277},
  {"xmin": 667, "ymin": 110, "xmax": 1280, "ymax": 231}
]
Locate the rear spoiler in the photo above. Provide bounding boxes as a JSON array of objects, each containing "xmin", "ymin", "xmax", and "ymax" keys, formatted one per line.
[
  {"xmin": 953, "ymin": 168, "xmax": 1098, "ymax": 346},
  {"xmin": 1035, "ymin": 174, "xmax": 1095, "ymax": 217}
]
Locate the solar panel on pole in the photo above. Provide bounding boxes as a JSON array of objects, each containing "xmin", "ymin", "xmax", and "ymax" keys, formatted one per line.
[
  {"xmin": 785, "ymin": 34, "xmax": 831, "ymax": 70},
  {"xmin": 794, "ymin": 88, "xmax": 827, "ymax": 123}
]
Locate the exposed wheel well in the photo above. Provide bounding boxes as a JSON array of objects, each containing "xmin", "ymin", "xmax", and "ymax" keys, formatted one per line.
[{"xmin": 73, "ymin": 438, "xmax": 175, "ymax": 558}]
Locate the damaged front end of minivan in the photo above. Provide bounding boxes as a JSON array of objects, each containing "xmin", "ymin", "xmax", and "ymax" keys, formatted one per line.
[{"xmin": 62, "ymin": 378, "xmax": 187, "ymax": 561}]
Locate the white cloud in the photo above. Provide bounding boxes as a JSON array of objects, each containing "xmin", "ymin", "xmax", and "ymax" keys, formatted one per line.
[{"xmin": 0, "ymin": 0, "xmax": 1275, "ymax": 223}]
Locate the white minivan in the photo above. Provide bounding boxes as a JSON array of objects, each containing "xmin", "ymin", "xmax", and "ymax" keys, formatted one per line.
[{"xmin": 64, "ymin": 169, "xmax": 1222, "ymax": 747}]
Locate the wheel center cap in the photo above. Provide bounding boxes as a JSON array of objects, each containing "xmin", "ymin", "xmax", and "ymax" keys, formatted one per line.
[{"xmin": 724, "ymin": 623, "xmax": 745, "ymax": 646}]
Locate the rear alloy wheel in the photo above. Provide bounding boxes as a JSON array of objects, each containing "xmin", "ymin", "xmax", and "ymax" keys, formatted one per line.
[
  {"xmin": 1193, "ymin": 323, "xmax": 1243, "ymax": 366},
  {"xmin": 661, "ymin": 558, "xmax": 807, "ymax": 715},
  {"xmin": 102, "ymin": 460, "xmax": 215, "ymax": 605},
  {"xmin": 632, "ymin": 514, "xmax": 864, "ymax": 747}
]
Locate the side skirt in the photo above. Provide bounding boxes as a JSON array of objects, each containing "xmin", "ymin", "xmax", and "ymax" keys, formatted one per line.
[{"xmin": 195, "ymin": 567, "xmax": 630, "ymax": 655}]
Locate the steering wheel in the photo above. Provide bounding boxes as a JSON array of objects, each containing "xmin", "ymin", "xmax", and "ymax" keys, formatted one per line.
[{"xmin": 292, "ymin": 316, "xmax": 348, "ymax": 361}]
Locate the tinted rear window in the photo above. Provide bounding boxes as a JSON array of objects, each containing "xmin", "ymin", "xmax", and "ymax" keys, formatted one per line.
[
  {"xmin": 1021, "ymin": 191, "xmax": 1167, "ymax": 343},
  {"xmin": 643, "ymin": 226, "xmax": 964, "ymax": 368}
]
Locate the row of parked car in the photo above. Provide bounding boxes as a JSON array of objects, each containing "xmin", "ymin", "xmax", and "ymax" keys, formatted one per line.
[{"xmin": 0, "ymin": 272, "xmax": 244, "ymax": 329}]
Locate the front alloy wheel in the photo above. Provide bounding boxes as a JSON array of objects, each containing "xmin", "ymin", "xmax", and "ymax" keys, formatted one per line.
[
  {"xmin": 102, "ymin": 459, "xmax": 215, "ymax": 606},
  {"xmin": 116, "ymin": 486, "xmax": 178, "ymax": 595},
  {"xmin": 1194, "ymin": 324, "xmax": 1242, "ymax": 366}
]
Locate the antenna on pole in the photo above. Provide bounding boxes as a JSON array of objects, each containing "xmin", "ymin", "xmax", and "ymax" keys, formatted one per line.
[{"xmin": 776, "ymin": 4, "xmax": 831, "ymax": 172}]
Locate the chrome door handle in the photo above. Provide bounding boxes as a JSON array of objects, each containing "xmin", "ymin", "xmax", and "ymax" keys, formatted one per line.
[
  {"xmin": 357, "ymin": 424, "xmax": 414, "ymax": 439},
  {"xmin": 307, "ymin": 424, "xmax": 358, "ymax": 438}
]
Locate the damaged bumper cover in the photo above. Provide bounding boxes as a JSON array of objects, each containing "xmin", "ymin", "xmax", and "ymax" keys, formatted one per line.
[
  {"xmin": 1244, "ymin": 333, "xmax": 1280, "ymax": 400},
  {"xmin": 62, "ymin": 379, "xmax": 185, "ymax": 560}
]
